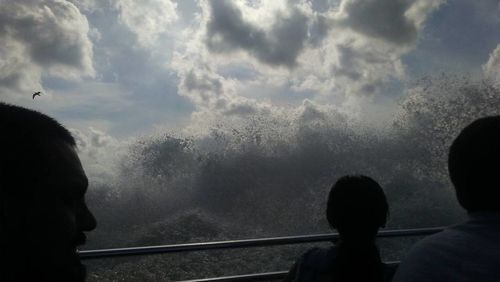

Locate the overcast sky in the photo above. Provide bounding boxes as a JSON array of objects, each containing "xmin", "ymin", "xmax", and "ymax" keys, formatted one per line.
[{"xmin": 0, "ymin": 0, "xmax": 499, "ymax": 179}]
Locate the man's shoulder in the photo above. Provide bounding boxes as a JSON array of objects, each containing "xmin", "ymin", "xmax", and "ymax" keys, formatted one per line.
[
  {"xmin": 401, "ymin": 231, "xmax": 448, "ymax": 263},
  {"xmin": 391, "ymin": 227, "xmax": 463, "ymax": 282},
  {"xmin": 412, "ymin": 227, "xmax": 456, "ymax": 248},
  {"xmin": 402, "ymin": 224, "xmax": 477, "ymax": 259},
  {"xmin": 393, "ymin": 222, "xmax": 500, "ymax": 282}
]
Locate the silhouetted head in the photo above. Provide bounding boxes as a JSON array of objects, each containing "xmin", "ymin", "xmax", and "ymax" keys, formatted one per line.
[
  {"xmin": 0, "ymin": 103, "xmax": 96, "ymax": 281},
  {"xmin": 327, "ymin": 175, "xmax": 388, "ymax": 243},
  {"xmin": 449, "ymin": 116, "xmax": 500, "ymax": 212}
]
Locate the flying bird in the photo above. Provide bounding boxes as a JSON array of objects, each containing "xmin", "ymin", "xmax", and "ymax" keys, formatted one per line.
[{"xmin": 32, "ymin": 91, "xmax": 41, "ymax": 99}]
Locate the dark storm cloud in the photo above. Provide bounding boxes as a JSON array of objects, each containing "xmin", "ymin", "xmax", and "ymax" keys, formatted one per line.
[
  {"xmin": 0, "ymin": 72, "xmax": 23, "ymax": 90},
  {"xmin": 184, "ymin": 70, "xmax": 223, "ymax": 100},
  {"xmin": 308, "ymin": 15, "xmax": 330, "ymax": 47},
  {"xmin": 340, "ymin": 0, "xmax": 418, "ymax": 45},
  {"xmin": 205, "ymin": 0, "xmax": 309, "ymax": 68},
  {"xmin": 333, "ymin": 45, "xmax": 363, "ymax": 80}
]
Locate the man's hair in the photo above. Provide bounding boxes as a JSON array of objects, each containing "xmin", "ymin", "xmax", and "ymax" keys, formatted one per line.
[
  {"xmin": 0, "ymin": 103, "xmax": 76, "ymax": 190},
  {"xmin": 0, "ymin": 103, "xmax": 75, "ymax": 147},
  {"xmin": 326, "ymin": 175, "xmax": 388, "ymax": 231},
  {"xmin": 448, "ymin": 116, "xmax": 500, "ymax": 212}
]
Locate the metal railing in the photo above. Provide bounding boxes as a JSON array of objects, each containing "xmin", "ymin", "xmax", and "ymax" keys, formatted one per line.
[{"xmin": 79, "ymin": 227, "xmax": 444, "ymax": 281}]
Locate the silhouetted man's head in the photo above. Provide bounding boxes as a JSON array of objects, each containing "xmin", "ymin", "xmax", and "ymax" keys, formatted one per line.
[
  {"xmin": 0, "ymin": 103, "xmax": 96, "ymax": 281},
  {"xmin": 327, "ymin": 175, "xmax": 388, "ymax": 243},
  {"xmin": 449, "ymin": 116, "xmax": 500, "ymax": 212}
]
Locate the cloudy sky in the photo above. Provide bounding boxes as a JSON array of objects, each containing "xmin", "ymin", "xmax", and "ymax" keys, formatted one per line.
[{"xmin": 0, "ymin": 0, "xmax": 499, "ymax": 178}]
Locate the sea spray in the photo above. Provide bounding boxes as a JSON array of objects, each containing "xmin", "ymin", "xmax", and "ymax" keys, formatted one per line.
[{"xmin": 85, "ymin": 75, "xmax": 498, "ymax": 280}]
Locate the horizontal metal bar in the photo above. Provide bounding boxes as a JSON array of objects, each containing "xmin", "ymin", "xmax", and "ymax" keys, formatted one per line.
[
  {"xmin": 178, "ymin": 261, "xmax": 401, "ymax": 282},
  {"xmin": 79, "ymin": 227, "xmax": 444, "ymax": 260},
  {"xmin": 179, "ymin": 271, "xmax": 288, "ymax": 282}
]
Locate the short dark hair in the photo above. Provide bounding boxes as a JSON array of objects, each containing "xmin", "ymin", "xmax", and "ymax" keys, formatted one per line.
[
  {"xmin": 0, "ymin": 103, "xmax": 76, "ymax": 191},
  {"xmin": 327, "ymin": 175, "xmax": 388, "ymax": 232},
  {"xmin": 448, "ymin": 116, "xmax": 500, "ymax": 212},
  {"xmin": 0, "ymin": 103, "xmax": 75, "ymax": 146}
]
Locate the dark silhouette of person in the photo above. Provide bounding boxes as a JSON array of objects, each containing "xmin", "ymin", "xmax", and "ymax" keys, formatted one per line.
[
  {"xmin": 284, "ymin": 175, "xmax": 395, "ymax": 282},
  {"xmin": 0, "ymin": 103, "xmax": 97, "ymax": 281},
  {"xmin": 393, "ymin": 116, "xmax": 500, "ymax": 282}
]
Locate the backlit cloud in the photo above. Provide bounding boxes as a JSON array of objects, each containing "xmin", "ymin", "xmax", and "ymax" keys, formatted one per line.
[
  {"xmin": 1, "ymin": 0, "xmax": 496, "ymax": 160},
  {"xmin": 337, "ymin": 0, "xmax": 442, "ymax": 45},
  {"xmin": 0, "ymin": 0, "xmax": 94, "ymax": 97},
  {"xmin": 71, "ymin": 126, "xmax": 129, "ymax": 184},
  {"xmin": 167, "ymin": 0, "xmax": 447, "ymax": 123},
  {"xmin": 206, "ymin": 0, "xmax": 310, "ymax": 68},
  {"xmin": 114, "ymin": 0, "xmax": 178, "ymax": 48}
]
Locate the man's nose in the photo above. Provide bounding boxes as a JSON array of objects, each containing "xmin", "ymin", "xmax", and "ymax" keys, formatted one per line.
[{"xmin": 79, "ymin": 204, "xmax": 97, "ymax": 231}]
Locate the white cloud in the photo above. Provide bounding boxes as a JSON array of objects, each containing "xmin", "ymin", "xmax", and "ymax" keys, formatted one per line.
[
  {"xmin": 67, "ymin": 0, "xmax": 100, "ymax": 13},
  {"xmin": 114, "ymin": 0, "xmax": 178, "ymax": 48},
  {"xmin": 405, "ymin": 0, "xmax": 446, "ymax": 28},
  {"xmin": 165, "ymin": 0, "xmax": 445, "ymax": 127},
  {"xmin": 173, "ymin": 56, "xmax": 269, "ymax": 119},
  {"xmin": 111, "ymin": 0, "xmax": 443, "ymax": 137},
  {"xmin": 0, "ymin": 0, "xmax": 95, "ymax": 98},
  {"xmin": 71, "ymin": 126, "xmax": 130, "ymax": 184},
  {"xmin": 292, "ymin": 0, "xmax": 444, "ymax": 97}
]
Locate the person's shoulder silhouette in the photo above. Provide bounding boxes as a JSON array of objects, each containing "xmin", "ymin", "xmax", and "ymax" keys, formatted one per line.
[
  {"xmin": 0, "ymin": 103, "xmax": 96, "ymax": 282},
  {"xmin": 393, "ymin": 116, "xmax": 500, "ymax": 282},
  {"xmin": 285, "ymin": 175, "xmax": 394, "ymax": 282}
]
